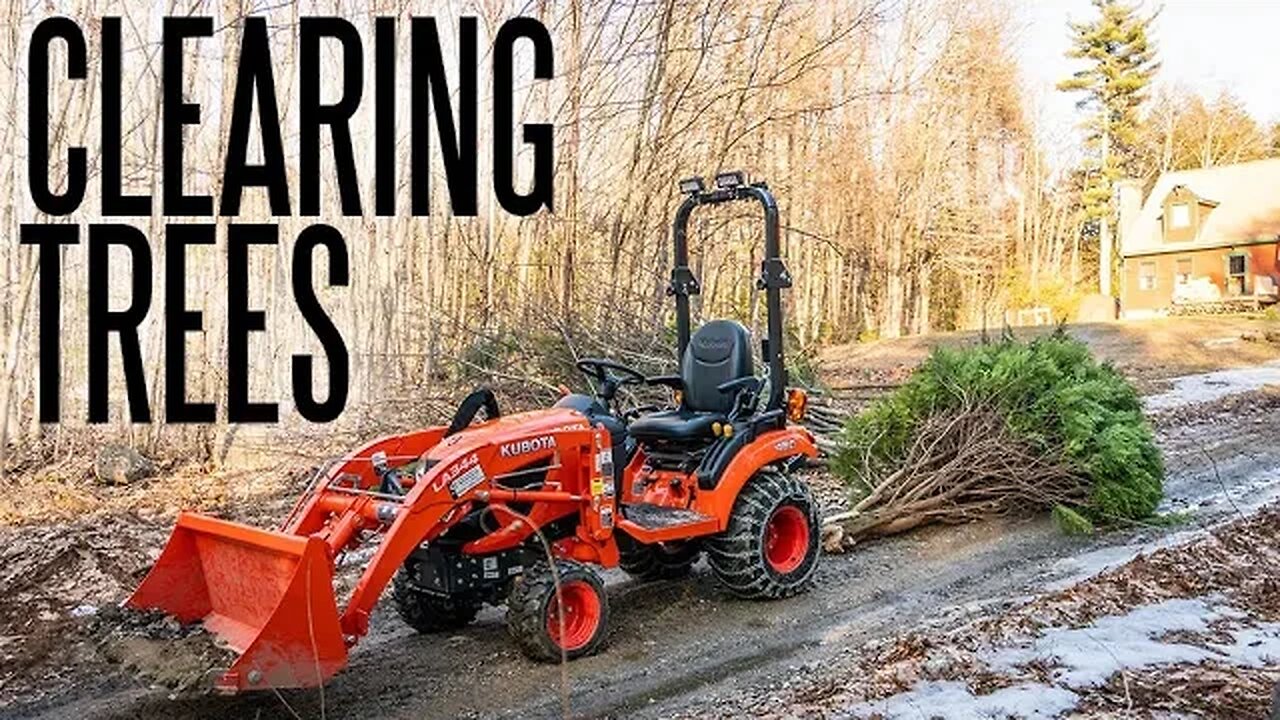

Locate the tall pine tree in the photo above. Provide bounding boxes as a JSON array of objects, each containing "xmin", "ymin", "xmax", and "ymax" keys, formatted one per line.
[{"xmin": 1059, "ymin": 0, "xmax": 1158, "ymax": 296}]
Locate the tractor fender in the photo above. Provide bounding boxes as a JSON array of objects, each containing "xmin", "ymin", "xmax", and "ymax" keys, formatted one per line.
[{"xmin": 694, "ymin": 426, "xmax": 818, "ymax": 527}]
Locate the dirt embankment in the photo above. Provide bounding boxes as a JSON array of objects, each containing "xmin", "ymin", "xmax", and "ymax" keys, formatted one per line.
[
  {"xmin": 0, "ymin": 516, "xmax": 238, "ymax": 704},
  {"xmin": 0, "ymin": 515, "xmax": 162, "ymax": 706},
  {"xmin": 818, "ymin": 316, "xmax": 1280, "ymax": 399}
]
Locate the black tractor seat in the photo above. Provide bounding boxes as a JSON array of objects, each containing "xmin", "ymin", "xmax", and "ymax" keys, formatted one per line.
[
  {"xmin": 627, "ymin": 408, "xmax": 726, "ymax": 443},
  {"xmin": 628, "ymin": 319, "xmax": 754, "ymax": 446}
]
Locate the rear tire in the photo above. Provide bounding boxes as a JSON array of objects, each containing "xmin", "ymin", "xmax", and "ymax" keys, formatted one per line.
[
  {"xmin": 705, "ymin": 469, "xmax": 821, "ymax": 599},
  {"xmin": 391, "ymin": 567, "xmax": 481, "ymax": 633},
  {"xmin": 507, "ymin": 560, "xmax": 609, "ymax": 662},
  {"xmin": 616, "ymin": 533, "xmax": 701, "ymax": 581}
]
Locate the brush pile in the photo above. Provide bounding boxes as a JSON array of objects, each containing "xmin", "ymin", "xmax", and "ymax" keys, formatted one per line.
[{"xmin": 829, "ymin": 332, "xmax": 1163, "ymax": 539}]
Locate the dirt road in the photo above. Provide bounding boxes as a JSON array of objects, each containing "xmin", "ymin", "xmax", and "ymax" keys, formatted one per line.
[
  {"xmin": 7, "ymin": 382, "xmax": 1279, "ymax": 720},
  {"xmin": 817, "ymin": 317, "xmax": 1280, "ymax": 396}
]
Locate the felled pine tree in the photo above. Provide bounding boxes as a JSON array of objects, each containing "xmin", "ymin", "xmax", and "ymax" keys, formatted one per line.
[{"xmin": 830, "ymin": 332, "xmax": 1163, "ymax": 538}]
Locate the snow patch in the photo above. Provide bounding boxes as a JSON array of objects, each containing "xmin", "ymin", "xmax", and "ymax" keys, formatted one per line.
[
  {"xmin": 69, "ymin": 604, "xmax": 98, "ymax": 618},
  {"xmin": 846, "ymin": 597, "xmax": 1280, "ymax": 719},
  {"xmin": 1045, "ymin": 530, "xmax": 1201, "ymax": 591},
  {"xmin": 984, "ymin": 597, "xmax": 1272, "ymax": 687},
  {"xmin": 1143, "ymin": 362, "xmax": 1280, "ymax": 411},
  {"xmin": 844, "ymin": 681, "xmax": 1078, "ymax": 720},
  {"xmin": 1159, "ymin": 465, "xmax": 1280, "ymax": 517},
  {"xmin": 1187, "ymin": 465, "xmax": 1280, "ymax": 516},
  {"xmin": 1046, "ymin": 467, "xmax": 1280, "ymax": 590}
]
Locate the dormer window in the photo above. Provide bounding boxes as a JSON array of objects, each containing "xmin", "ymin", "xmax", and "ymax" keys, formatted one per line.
[{"xmin": 1162, "ymin": 185, "xmax": 1218, "ymax": 243}]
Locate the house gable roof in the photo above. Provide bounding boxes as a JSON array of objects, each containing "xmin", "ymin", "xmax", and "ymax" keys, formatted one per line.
[{"xmin": 1121, "ymin": 157, "xmax": 1280, "ymax": 257}]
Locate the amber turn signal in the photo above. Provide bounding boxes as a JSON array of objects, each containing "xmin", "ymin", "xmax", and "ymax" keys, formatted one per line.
[{"xmin": 786, "ymin": 388, "xmax": 807, "ymax": 422}]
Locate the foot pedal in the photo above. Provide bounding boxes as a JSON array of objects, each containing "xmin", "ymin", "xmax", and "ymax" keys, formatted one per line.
[{"xmin": 617, "ymin": 503, "xmax": 719, "ymax": 543}]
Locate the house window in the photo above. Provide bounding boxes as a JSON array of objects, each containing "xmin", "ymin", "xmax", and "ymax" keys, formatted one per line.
[
  {"xmin": 1170, "ymin": 203, "xmax": 1191, "ymax": 229},
  {"xmin": 1139, "ymin": 261, "xmax": 1157, "ymax": 290},
  {"xmin": 1227, "ymin": 253, "xmax": 1248, "ymax": 296},
  {"xmin": 1175, "ymin": 258, "xmax": 1192, "ymax": 285}
]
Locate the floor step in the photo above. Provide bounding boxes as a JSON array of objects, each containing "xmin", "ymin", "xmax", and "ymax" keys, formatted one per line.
[{"xmin": 618, "ymin": 503, "xmax": 719, "ymax": 542}]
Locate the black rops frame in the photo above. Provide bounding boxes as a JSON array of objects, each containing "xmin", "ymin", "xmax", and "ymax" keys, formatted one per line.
[{"xmin": 668, "ymin": 174, "xmax": 792, "ymax": 413}]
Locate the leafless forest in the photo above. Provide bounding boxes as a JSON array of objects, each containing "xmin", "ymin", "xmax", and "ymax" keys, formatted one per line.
[{"xmin": 0, "ymin": 0, "xmax": 1276, "ymax": 466}]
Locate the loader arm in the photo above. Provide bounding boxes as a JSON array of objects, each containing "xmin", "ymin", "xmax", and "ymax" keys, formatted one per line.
[
  {"xmin": 333, "ymin": 424, "xmax": 601, "ymax": 639},
  {"xmin": 128, "ymin": 415, "xmax": 614, "ymax": 693}
]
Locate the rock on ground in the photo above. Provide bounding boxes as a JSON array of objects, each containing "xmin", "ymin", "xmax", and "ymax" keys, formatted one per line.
[{"xmin": 93, "ymin": 445, "xmax": 155, "ymax": 485}]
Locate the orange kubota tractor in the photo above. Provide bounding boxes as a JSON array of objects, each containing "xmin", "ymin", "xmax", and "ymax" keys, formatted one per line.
[{"xmin": 128, "ymin": 172, "xmax": 821, "ymax": 693}]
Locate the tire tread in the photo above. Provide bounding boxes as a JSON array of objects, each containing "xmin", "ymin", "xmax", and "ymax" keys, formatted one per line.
[
  {"xmin": 506, "ymin": 559, "xmax": 609, "ymax": 662},
  {"xmin": 705, "ymin": 469, "xmax": 821, "ymax": 599}
]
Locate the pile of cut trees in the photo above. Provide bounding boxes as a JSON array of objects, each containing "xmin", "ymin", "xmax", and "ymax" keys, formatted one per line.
[{"xmin": 802, "ymin": 400, "xmax": 849, "ymax": 459}]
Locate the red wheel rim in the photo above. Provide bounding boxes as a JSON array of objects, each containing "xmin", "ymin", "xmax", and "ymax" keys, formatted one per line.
[
  {"xmin": 764, "ymin": 505, "xmax": 810, "ymax": 574},
  {"xmin": 546, "ymin": 580, "xmax": 602, "ymax": 651}
]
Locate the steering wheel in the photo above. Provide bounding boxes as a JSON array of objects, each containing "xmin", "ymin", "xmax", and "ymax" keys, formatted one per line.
[{"xmin": 575, "ymin": 358, "xmax": 647, "ymax": 406}]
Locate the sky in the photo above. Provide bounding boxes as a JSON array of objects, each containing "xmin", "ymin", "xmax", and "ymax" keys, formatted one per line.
[{"xmin": 1013, "ymin": 0, "xmax": 1280, "ymax": 167}]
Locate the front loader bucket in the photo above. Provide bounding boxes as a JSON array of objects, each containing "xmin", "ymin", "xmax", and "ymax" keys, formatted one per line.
[{"xmin": 127, "ymin": 512, "xmax": 348, "ymax": 693}]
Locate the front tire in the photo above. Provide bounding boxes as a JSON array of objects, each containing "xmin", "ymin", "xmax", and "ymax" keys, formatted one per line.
[
  {"xmin": 705, "ymin": 470, "xmax": 821, "ymax": 599},
  {"xmin": 391, "ymin": 567, "xmax": 481, "ymax": 633},
  {"xmin": 507, "ymin": 560, "xmax": 609, "ymax": 662}
]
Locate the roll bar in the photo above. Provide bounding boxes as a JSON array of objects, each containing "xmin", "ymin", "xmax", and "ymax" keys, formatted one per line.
[{"xmin": 667, "ymin": 175, "xmax": 792, "ymax": 412}]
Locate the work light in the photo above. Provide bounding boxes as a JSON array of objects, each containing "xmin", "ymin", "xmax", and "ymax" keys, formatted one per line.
[
  {"xmin": 679, "ymin": 177, "xmax": 705, "ymax": 195},
  {"xmin": 714, "ymin": 171, "xmax": 745, "ymax": 189}
]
